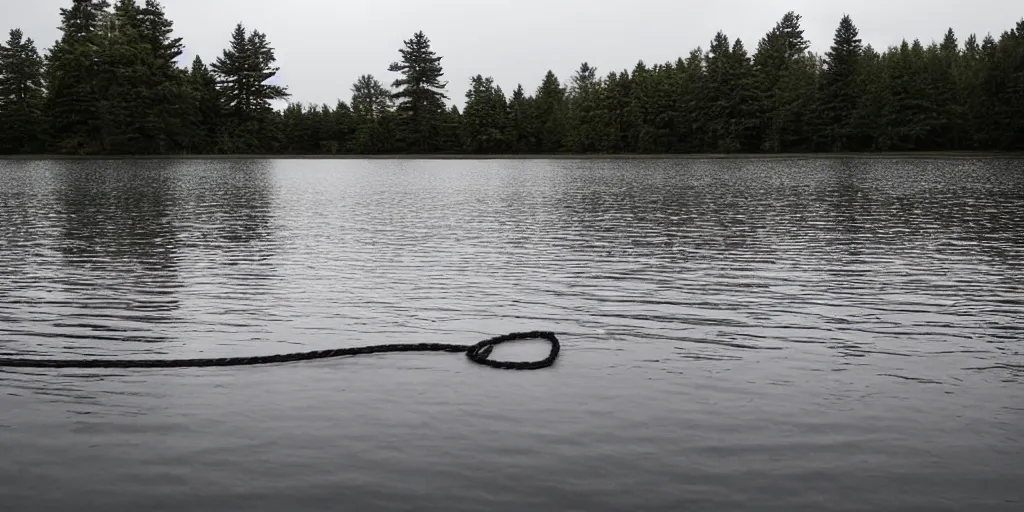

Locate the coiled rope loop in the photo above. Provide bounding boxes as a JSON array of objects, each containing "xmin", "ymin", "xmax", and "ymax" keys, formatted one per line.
[{"xmin": 0, "ymin": 331, "xmax": 560, "ymax": 370}]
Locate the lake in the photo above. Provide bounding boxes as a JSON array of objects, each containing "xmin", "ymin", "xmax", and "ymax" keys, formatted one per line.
[{"xmin": 1, "ymin": 158, "xmax": 1022, "ymax": 511}]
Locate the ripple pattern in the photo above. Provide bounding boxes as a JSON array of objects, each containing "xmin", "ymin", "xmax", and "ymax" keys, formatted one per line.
[{"xmin": 1, "ymin": 157, "xmax": 1022, "ymax": 511}]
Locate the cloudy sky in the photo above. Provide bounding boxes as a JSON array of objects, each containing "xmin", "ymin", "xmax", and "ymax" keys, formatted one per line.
[{"xmin": 2, "ymin": 0, "xmax": 1020, "ymax": 108}]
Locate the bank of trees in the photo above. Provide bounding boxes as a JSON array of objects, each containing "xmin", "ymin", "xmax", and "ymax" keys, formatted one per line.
[{"xmin": 1, "ymin": 1, "xmax": 1022, "ymax": 155}]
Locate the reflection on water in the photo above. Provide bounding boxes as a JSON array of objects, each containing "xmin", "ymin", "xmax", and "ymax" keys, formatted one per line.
[
  {"xmin": 0, "ymin": 158, "xmax": 1022, "ymax": 512},
  {"xmin": 0, "ymin": 159, "xmax": 279, "ymax": 356}
]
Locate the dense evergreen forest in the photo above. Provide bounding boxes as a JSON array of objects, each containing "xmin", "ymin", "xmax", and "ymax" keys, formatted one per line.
[{"xmin": 1, "ymin": 0, "xmax": 1022, "ymax": 155}]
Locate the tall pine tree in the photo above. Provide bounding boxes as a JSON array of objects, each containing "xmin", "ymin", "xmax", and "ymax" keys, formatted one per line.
[
  {"xmin": 350, "ymin": 74, "xmax": 395, "ymax": 153},
  {"xmin": 388, "ymin": 31, "xmax": 448, "ymax": 153},
  {"xmin": 821, "ymin": 14, "xmax": 866, "ymax": 151},
  {"xmin": 45, "ymin": 0, "xmax": 111, "ymax": 153},
  {"xmin": 183, "ymin": 56, "xmax": 221, "ymax": 153},
  {"xmin": 754, "ymin": 11, "xmax": 812, "ymax": 152},
  {"xmin": 532, "ymin": 70, "xmax": 566, "ymax": 152},
  {"xmin": 462, "ymin": 75, "xmax": 509, "ymax": 153},
  {"xmin": 211, "ymin": 23, "xmax": 289, "ymax": 152},
  {"xmin": 0, "ymin": 29, "xmax": 46, "ymax": 153},
  {"xmin": 98, "ymin": 0, "xmax": 187, "ymax": 153}
]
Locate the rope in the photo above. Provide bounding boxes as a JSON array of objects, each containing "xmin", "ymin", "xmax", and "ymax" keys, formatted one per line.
[{"xmin": 0, "ymin": 331, "xmax": 560, "ymax": 370}]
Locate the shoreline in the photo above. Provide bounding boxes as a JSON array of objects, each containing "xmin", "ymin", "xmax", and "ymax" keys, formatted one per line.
[{"xmin": 1, "ymin": 151, "xmax": 1022, "ymax": 161}]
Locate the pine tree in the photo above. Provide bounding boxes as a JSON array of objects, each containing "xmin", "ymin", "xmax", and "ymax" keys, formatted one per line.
[
  {"xmin": 987, "ymin": 20, "xmax": 1024, "ymax": 149},
  {"xmin": 387, "ymin": 31, "xmax": 448, "ymax": 153},
  {"xmin": 754, "ymin": 11, "xmax": 811, "ymax": 152},
  {"xmin": 533, "ymin": 70, "xmax": 566, "ymax": 152},
  {"xmin": 45, "ymin": 0, "xmax": 111, "ymax": 153},
  {"xmin": 350, "ymin": 74, "xmax": 395, "ymax": 153},
  {"xmin": 184, "ymin": 56, "xmax": 221, "ymax": 153},
  {"xmin": 0, "ymin": 29, "xmax": 46, "ymax": 153},
  {"xmin": 674, "ymin": 50, "xmax": 705, "ymax": 152},
  {"xmin": 703, "ymin": 32, "xmax": 740, "ymax": 151},
  {"xmin": 563, "ymin": 62, "xmax": 602, "ymax": 152},
  {"xmin": 624, "ymin": 61, "xmax": 651, "ymax": 152},
  {"xmin": 462, "ymin": 75, "xmax": 509, "ymax": 153},
  {"xmin": 437, "ymin": 104, "xmax": 464, "ymax": 153},
  {"xmin": 934, "ymin": 28, "xmax": 964, "ymax": 149},
  {"xmin": 211, "ymin": 22, "xmax": 289, "ymax": 152},
  {"xmin": 821, "ymin": 14, "xmax": 866, "ymax": 151},
  {"xmin": 98, "ymin": 0, "xmax": 187, "ymax": 153},
  {"xmin": 327, "ymin": 100, "xmax": 354, "ymax": 154},
  {"xmin": 778, "ymin": 51, "xmax": 823, "ymax": 151},
  {"xmin": 505, "ymin": 84, "xmax": 533, "ymax": 153},
  {"xmin": 596, "ymin": 70, "xmax": 631, "ymax": 152}
]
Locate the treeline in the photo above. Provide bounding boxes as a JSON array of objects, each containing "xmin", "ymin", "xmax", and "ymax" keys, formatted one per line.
[{"xmin": 1, "ymin": 1, "xmax": 1022, "ymax": 155}]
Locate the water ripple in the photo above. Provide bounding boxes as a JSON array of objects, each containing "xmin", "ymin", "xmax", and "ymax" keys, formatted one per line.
[{"xmin": 1, "ymin": 158, "xmax": 1021, "ymax": 381}]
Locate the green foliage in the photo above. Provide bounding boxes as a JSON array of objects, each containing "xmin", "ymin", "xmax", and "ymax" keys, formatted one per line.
[
  {"xmin": 183, "ymin": 56, "xmax": 221, "ymax": 153},
  {"xmin": 98, "ymin": 0, "xmax": 188, "ymax": 153},
  {"xmin": 211, "ymin": 22, "xmax": 289, "ymax": 153},
  {"xmin": 1, "ymin": 4, "xmax": 1022, "ymax": 155},
  {"xmin": 532, "ymin": 70, "xmax": 566, "ymax": 153},
  {"xmin": 348, "ymin": 74, "xmax": 396, "ymax": 153},
  {"xmin": 0, "ymin": 29, "xmax": 46, "ymax": 153},
  {"xmin": 44, "ymin": 0, "xmax": 111, "ymax": 153},
  {"xmin": 388, "ymin": 31, "xmax": 449, "ymax": 153},
  {"xmin": 821, "ymin": 14, "xmax": 866, "ymax": 151},
  {"xmin": 462, "ymin": 75, "xmax": 509, "ymax": 153}
]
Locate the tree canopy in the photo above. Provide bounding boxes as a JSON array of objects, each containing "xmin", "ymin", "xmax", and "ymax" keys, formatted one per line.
[{"xmin": 1, "ymin": 4, "xmax": 1022, "ymax": 155}]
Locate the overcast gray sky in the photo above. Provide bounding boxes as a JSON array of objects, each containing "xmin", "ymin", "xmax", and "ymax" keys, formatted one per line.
[{"xmin": 2, "ymin": 0, "xmax": 1021, "ymax": 108}]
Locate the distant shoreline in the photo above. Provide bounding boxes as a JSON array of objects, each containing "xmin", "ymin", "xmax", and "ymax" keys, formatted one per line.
[{"xmin": 2, "ymin": 151, "xmax": 1022, "ymax": 161}]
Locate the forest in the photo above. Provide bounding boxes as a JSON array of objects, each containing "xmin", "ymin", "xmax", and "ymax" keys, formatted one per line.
[{"xmin": 0, "ymin": 0, "xmax": 1022, "ymax": 155}]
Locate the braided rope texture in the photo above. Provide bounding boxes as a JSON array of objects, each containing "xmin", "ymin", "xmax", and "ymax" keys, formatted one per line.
[{"xmin": 0, "ymin": 331, "xmax": 560, "ymax": 370}]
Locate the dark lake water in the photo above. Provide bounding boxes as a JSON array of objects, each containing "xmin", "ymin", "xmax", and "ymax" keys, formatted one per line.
[{"xmin": 1, "ymin": 158, "xmax": 1022, "ymax": 511}]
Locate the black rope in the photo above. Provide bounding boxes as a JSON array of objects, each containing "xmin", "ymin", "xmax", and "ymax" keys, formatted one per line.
[{"xmin": 0, "ymin": 331, "xmax": 560, "ymax": 370}]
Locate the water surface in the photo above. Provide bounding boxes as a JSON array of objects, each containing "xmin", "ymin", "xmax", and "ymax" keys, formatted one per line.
[{"xmin": 1, "ymin": 158, "xmax": 1022, "ymax": 511}]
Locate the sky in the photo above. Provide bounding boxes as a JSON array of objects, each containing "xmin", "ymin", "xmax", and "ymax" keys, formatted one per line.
[{"xmin": 2, "ymin": 0, "xmax": 1021, "ymax": 109}]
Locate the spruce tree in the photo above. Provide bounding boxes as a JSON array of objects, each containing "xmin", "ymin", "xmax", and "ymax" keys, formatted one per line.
[
  {"xmin": 0, "ymin": 29, "xmax": 46, "ymax": 153},
  {"xmin": 821, "ymin": 14, "xmax": 866, "ymax": 151},
  {"xmin": 387, "ymin": 31, "xmax": 448, "ymax": 153}
]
